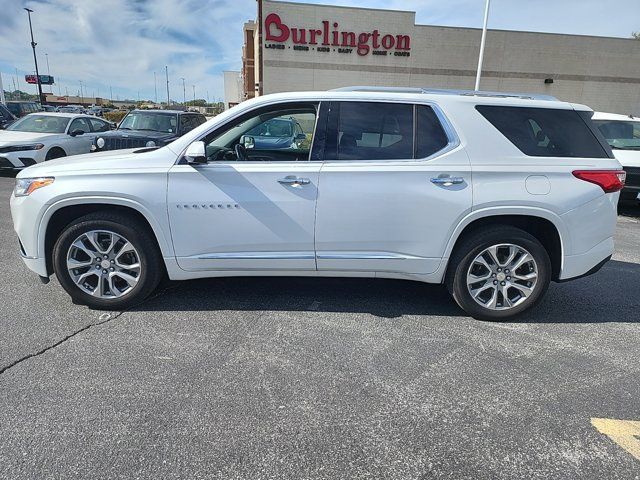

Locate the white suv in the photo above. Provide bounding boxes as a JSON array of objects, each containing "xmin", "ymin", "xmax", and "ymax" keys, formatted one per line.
[{"xmin": 9, "ymin": 87, "xmax": 625, "ymax": 320}]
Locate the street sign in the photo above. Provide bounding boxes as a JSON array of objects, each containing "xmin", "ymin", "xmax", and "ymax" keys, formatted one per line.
[{"xmin": 25, "ymin": 74, "xmax": 54, "ymax": 85}]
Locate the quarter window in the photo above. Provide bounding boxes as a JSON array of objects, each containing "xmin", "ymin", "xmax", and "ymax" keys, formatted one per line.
[
  {"xmin": 415, "ymin": 105, "xmax": 449, "ymax": 158},
  {"xmin": 476, "ymin": 106, "xmax": 609, "ymax": 158}
]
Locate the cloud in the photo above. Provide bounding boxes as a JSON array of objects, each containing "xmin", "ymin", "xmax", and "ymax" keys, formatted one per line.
[
  {"xmin": 1, "ymin": 0, "xmax": 638, "ymax": 101},
  {"xmin": 0, "ymin": 0, "xmax": 253, "ymax": 102}
]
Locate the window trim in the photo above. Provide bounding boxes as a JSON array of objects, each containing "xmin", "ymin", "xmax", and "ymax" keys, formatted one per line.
[{"xmin": 324, "ymin": 100, "xmax": 460, "ymax": 163}]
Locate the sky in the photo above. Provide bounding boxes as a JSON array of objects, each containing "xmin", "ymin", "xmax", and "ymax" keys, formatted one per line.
[{"xmin": 0, "ymin": 0, "xmax": 638, "ymax": 102}]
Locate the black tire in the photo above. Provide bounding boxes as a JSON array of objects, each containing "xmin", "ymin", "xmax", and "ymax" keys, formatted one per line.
[
  {"xmin": 52, "ymin": 212, "xmax": 163, "ymax": 310},
  {"xmin": 45, "ymin": 148, "xmax": 66, "ymax": 161},
  {"xmin": 445, "ymin": 226, "xmax": 551, "ymax": 321}
]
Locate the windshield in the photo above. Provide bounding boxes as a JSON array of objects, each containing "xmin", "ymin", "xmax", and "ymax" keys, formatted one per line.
[
  {"xmin": 119, "ymin": 112, "xmax": 177, "ymax": 133},
  {"xmin": 7, "ymin": 115, "xmax": 70, "ymax": 133},
  {"xmin": 594, "ymin": 119, "xmax": 640, "ymax": 150},
  {"xmin": 246, "ymin": 118, "xmax": 293, "ymax": 138}
]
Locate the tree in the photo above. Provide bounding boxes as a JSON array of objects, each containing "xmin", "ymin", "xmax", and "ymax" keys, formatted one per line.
[{"xmin": 632, "ymin": 32, "xmax": 640, "ymax": 40}]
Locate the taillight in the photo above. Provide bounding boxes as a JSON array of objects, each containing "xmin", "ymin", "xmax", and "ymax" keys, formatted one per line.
[{"xmin": 572, "ymin": 170, "xmax": 626, "ymax": 193}]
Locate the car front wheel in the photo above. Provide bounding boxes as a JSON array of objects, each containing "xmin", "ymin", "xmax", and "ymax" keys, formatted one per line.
[
  {"xmin": 53, "ymin": 212, "xmax": 163, "ymax": 310},
  {"xmin": 446, "ymin": 226, "xmax": 551, "ymax": 321}
]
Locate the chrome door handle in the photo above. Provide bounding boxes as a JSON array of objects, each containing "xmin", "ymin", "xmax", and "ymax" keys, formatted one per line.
[
  {"xmin": 278, "ymin": 176, "xmax": 310, "ymax": 187},
  {"xmin": 430, "ymin": 176, "xmax": 464, "ymax": 186}
]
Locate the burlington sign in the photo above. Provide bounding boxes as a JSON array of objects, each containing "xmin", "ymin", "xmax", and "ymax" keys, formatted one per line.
[{"xmin": 264, "ymin": 13, "xmax": 411, "ymax": 57}]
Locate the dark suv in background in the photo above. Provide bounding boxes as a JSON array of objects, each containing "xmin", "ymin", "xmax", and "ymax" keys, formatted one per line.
[
  {"xmin": 92, "ymin": 109, "xmax": 207, "ymax": 152},
  {"xmin": 6, "ymin": 101, "xmax": 41, "ymax": 118}
]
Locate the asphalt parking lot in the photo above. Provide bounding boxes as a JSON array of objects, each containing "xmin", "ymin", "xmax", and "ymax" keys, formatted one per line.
[{"xmin": 0, "ymin": 175, "xmax": 638, "ymax": 479}]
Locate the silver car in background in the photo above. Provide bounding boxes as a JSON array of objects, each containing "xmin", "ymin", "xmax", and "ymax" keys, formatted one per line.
[{"xmin": 0, "ymin": 112, "xmax": 112, "ymax": 171}]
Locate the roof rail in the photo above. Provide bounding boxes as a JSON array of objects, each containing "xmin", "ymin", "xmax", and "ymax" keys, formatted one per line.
[{"xmin": 331, "ymin": 86, "xmax": 558, "ymax": 101}]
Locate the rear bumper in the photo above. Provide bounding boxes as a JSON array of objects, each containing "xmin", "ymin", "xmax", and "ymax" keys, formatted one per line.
[{"xmin": 558, "ymin": 236, "xmax": 614, "ymax": 281}]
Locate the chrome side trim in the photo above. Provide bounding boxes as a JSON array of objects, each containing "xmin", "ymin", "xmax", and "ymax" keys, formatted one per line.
[
  {"xmin": 316, "ymin": 251, "xmax": 426, "ymax": 260},
  {"xmin": 196, "ymin": 251, "xmax": 316, "ymax": 260}
]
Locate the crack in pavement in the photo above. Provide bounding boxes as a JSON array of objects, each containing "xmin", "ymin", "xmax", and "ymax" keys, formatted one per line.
[{"xmin": 0, "ymin": 283, "xmax": 179, "ymax": 376}]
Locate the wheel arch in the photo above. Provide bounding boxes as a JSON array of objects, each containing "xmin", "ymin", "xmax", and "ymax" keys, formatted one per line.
[
  {"xmin": 45, "ymin": 146, "xmax": 67, "ymax": 159},
  {"xmin": 40, "ymin": 198, "xmax": 172, "ymax": 276},
  {"xmin": 443, "ymin": 208, "xmax": 566, "ymax": 281}
]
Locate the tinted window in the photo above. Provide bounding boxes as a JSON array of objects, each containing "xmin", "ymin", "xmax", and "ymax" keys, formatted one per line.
[
  {"xmin": 416, "ymin": 105, "xmax": 449, "ymax": 158},
  {"xmin": 337, "ymin": 102, "xmax": 413, "ymax": 160},
  {"xmin": 0, "ymin": 105, "xmax": 14, "ymax": 121},
  {"xmin": 69, "ymin": 118, "xmax": 91, "ymax": 134},
  {"xmin": 6, "ymin": 103, "xmax": 20, "ymax": 116},
  {"xmin": 593, "ymin": 119, "xmax": 640, "ymax": 151},
  {"xmin": 89, "ymin": 118, "xmax": 110, "ymax": 132},
  {"xmin": 476, "ymin": 106, "xmax": 609, "ymax": 158}
]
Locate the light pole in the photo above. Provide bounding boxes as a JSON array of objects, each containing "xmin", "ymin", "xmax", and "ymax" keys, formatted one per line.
[
  {"xmin": 110, "ymin": 85, "xmax": 113, "ymax": 103},
  {"xmin": 24, "ymin": 8, "xmax": 44, "ymax": 104},
  {"xmin": 474, "ymin": 0, "xmax": 491, "ymax": 91},
  {"xmin": 79, "ymin": 80, "xmax": 84, "ymax": 105},
  {"xmin": 192, "ymin": 85, "xmax": 196, "ymax": 104},
  {"xmin": 154, "ymin": 71, "xmax": 157, "ymax": 103},
  {"xmin": 180, "ymin": 77, "xmax": 186, "ymax": 105},
  {"xmin": 45, "ymin": 53, "xmax": 50, "ymax": 75},
  {"xmin": 165, "ymin": 65, "xmax": 169, "ymax": 105},
  {"xmin": 15, "ymin": 68, "xmax": 21, "ymax": 100}
]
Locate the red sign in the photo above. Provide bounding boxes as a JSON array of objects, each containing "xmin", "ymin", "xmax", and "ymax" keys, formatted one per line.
[{"xmin": 264, "ymin": 13, "xmax": 411, "ymax": 57}]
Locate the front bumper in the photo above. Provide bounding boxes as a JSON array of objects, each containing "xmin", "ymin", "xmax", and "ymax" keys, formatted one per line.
[
  {"xmin": 0, "ymin": 151, "xmax": 38, "ymax": 170},
  {"xmin": 10, "ymin": 192, "xmax": 50, "ymax": 277}
]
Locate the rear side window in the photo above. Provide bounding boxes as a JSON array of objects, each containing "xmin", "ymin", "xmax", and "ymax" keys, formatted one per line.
[
  {"xmin": 337, "ymin": 102, "xmax": 413, "ymax": 160},
  {"xmin": 476, "ymin": 106, "xmax": 609, "ymax": 158}
]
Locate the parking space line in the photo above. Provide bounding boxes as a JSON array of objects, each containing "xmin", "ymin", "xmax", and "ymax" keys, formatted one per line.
[{"xmin": 591, "ymin": 417, "xmax": 640, "ymax": 461}]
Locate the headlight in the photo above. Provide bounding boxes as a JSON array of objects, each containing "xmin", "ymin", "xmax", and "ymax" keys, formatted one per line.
[
  {"xmin": 14, "ymin": 177, "xmax": 55, "ymax": 197},
  {"xmin": 0, "ymin": 143, "xmax": 44, "ymax": 153},
  {"xmin": 96, "ymin": 137, "xmax": 105, "ymax": 148},
  {"xmin": 145, "ymin": 140, "xmax": 156, "ymax": 147}
]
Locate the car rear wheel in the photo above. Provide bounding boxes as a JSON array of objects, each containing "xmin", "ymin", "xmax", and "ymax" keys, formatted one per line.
[
  {"xmin": 446, "ymin": 226, "xmax": 551, "ymax": 321},
  {"xmin": 53, "ymin": 212, "xmax": 163, "ymax": 310}
]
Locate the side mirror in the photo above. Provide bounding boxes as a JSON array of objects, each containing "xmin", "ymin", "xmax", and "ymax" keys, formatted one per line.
[
  {"xmin": 243, "ymin": 136, "xmax": 255, "ymax": 149},
  {"xmin": 184, "ymin": 141, "xmax": 207, "ymax": 164},
  {"xmin": 70, "ymin": 129, "xmax": 84, "ymax": 137},
  {"xmin": 296, "ymin": 132, "xmax": 306, "ymax": 141}
]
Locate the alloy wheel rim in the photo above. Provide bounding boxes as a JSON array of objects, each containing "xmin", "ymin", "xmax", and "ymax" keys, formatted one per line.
[
  {"xmin": 66, "ymin": 230, "xmax": 141, "ymax": 299},
  {"xmin": 466, "ymin": 243, "xmax": 538, "ymax": 311}
]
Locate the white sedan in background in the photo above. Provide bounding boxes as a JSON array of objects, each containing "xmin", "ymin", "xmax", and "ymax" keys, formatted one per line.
[{"xmin": 0, "ymin": 112, "xmax": 112, "ymax": 171}]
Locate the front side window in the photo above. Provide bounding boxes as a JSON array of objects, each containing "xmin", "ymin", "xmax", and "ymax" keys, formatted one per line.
[
  {"xmin": 7, "ymin": 115, "xmax": 70, "ymax": 133},
  {"xmin": 476, "ymin": 106, "xmax": 610, "ymax": 158},
  {"xmin": 337, "ymin": 102, "xmax": 413, "ymax": 160},
  {"xmin": 202, "ymin": 103, "xmax": 317, "ymax": 162},
  {"xmin": 593, "ymin": 119, "xmax": 640, "ymax": 151}
]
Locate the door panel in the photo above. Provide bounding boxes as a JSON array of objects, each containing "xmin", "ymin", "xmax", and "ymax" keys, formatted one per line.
[
  {"xmin": 315, "ymin": 152, "xmax": 472, "ymax": 274},
  {"xmin": 315, "ymin": 101, "xmax": 472, "ymax": 275},
  {"xmin": 168, "ymin": 162, "xmax": 321, "ymax": 271}
]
